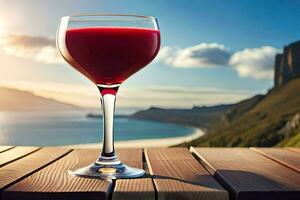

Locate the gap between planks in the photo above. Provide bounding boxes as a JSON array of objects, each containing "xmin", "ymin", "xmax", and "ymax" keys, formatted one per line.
[
  {"xmin": 0, "ymin": 147, "xmax": 72, "ymax": 192},
  {"xmin": 112, "ymin": 148, "xmax": 156, "ymax": 200},
  {"xmin": 190, "ymin": 147, "xmax": 300, "ymax": 200},
  {"xmin": 145, "ymin": 148, "xmax": 228, "ymax": 200},
  {"xmin": 0, "ymin": 146, "xmax": 41, "ymax": 168},
  {"xmin": 3, "ymin": 149, "xmax": 113, "ymax": 200},
  {"xmin": 250, "ymin": 147, "xmax": 300, "ymax": 173},
  {"xmin": 0, "ymin": 147, "xmax": 14, "ymax": 154}
]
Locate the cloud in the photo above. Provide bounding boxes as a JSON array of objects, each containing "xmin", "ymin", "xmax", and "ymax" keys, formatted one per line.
[
  {"xmin": 146, "ymin": 86, "xmax": 249, "ymax": 95},
  {"xmin": 0, "ymin": 34, "xmax": 63, "ymax": 64},
  {"xmin": 157, "ymin": 43, "xmax": 280, "ymax": 80},
  {"xmin": 116, "ymin": 86, "xmax": 253, "ymax": 108},
  {"xmin": 229, "ymin": 46, "xmax": 280, "ymax": 79},
  {"xmin": 156, "ymin": 43, "xmax": 231, "ymax": 68}
]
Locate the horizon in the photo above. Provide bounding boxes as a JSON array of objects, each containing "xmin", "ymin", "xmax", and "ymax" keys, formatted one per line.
[{"xmin": 1, "ymin": 0, "xmax": 300, "ymax": 109}]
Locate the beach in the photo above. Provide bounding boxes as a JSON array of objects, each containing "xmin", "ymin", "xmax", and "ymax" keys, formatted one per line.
[{"xmin": 63, "ymin": 128, "xmax": 205, "ymax": 148}]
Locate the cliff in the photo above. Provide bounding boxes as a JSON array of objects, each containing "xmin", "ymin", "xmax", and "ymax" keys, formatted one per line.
[{"xmin": 274, "ymin": 40, "xmax": 300, "ymax": 87}]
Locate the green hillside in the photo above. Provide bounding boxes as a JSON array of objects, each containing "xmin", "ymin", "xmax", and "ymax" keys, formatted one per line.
[
  {"xmin": 276, "ymin": 131, "xmax": 300, "ymax": 147},
  {"xmin": 179, "ymin": 78, "xmax": 300, "ymax": 147}
]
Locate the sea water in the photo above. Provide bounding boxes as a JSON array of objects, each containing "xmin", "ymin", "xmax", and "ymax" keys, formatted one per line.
[{"xmin": 0, "ymin": 111, "xmax": 194, "ymax": 146}]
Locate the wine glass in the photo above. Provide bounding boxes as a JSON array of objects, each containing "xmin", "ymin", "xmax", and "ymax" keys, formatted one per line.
[{"xmin": 57, "ymin": 14, "xmax": 160, "ymax": 179}]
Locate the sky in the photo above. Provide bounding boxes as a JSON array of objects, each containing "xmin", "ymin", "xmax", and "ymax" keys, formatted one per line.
[{"xmin": 0, "ymin": 0, "xmax": 299, "ymax": 109}]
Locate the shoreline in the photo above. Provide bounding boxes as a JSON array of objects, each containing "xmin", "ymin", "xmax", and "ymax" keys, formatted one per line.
[{"xmin": 62, "ymin": 128, "xmax": 205, "ymax": 148}]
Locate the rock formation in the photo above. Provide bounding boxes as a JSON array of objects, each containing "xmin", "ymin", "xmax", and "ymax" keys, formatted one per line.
[{"xmin": 274, "ymin": 40, "xmax": 300, "ymax": 87}]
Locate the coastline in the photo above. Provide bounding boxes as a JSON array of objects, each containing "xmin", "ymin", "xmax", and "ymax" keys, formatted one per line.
[{"xmin": 62, "ymin": 128, "xmax": 205, "ymax": 148}]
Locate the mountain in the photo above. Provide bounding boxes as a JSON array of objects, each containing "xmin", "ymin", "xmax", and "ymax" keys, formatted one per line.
[
  {"xmin": 0, "ymin": 87, "xmax": 80, "ymax": 111},
  {"xmin": 178, "ymin": 78, "xmax": 300, "ymax": 147},
  {"xmin": 131, "ymin": 104, "xmax": 234, "ymax": 130}
]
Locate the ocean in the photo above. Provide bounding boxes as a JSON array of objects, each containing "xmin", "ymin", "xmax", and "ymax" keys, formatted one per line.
[{"xmin": 0, "ymin": 111, "xmax": 194, "ymax": 146}]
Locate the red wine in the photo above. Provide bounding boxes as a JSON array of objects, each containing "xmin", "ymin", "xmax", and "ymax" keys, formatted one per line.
[{"xmin": 64, "ymin": 27, "xmax": 160, "ymax": 85}]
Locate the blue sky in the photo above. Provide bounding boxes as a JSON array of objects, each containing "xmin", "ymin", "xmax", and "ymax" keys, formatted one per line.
[{"xmin": 0, "ymin": 0, "xmax": 299, "ymax": 108}]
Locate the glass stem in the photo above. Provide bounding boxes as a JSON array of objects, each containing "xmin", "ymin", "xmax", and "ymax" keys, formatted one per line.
[{"xmin": 97, "ymin": 84, "xmax": 120, "ymax": 162}]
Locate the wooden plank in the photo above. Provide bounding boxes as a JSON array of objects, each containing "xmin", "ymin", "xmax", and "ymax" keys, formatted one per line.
[
  {"xmin": 251, "ymin": 148, "xmax": 300, "ymax": 173},
  {"xmin": 145, "ymin": 148, "xmax": 228, "ymax": 200},
  {"xmin": 0, "ymin": 147, "xmax": 71, "ymax": 191},
  {"xmin": 191, "ymin": 147, "xmax": 300, "ymax": 200},
  {"xmin": 288, "ymin": 148, "xmax": 300, "ymax": 154},
  {"xmin": 0, "ymin": 146, "xmax": 39, "ymax": 167},
  {"xmin": 117, "ymin": 148, "xmax": 143, "ymax": 169},
  {"xmin": 113, "ymin": 149, "xmax": 155, "ymax": 200},
  {"xmin": 3, "ymin": 149, "xmax": 112, "ymax": 200},
  {"xmin": 113, "ymin": 179, "xmax": 154, "ymax": 200},
  {"xmin": 0, "ymin": 147, "xmax": 13, "ymax": 153}
]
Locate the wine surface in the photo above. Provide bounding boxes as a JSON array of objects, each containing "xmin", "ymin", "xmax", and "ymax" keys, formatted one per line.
[{"xmin": 64, "ymin": 27, "xmax": 160, "ymax": 85}]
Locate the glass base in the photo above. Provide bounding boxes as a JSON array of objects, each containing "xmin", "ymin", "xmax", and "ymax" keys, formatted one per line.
[{"xmin": 68, "ymin": 161, "xmax": 145, "ymax": 180}]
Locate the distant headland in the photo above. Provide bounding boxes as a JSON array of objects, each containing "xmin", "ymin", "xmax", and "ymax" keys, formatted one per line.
[{"xmin": 0, "ymin": 87, "xmax": 80, "ymax": 111}]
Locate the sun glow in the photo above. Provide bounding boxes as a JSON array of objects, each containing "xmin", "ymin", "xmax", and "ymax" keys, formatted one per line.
[{"xmin": 0, "ymin": 18, "xmax": 6, "ymax": 35}]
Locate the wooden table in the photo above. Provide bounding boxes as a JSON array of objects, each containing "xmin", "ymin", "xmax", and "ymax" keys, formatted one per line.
[{"xmin": 0, "ymin": 146, "xmax": 300, "ymax": 200}]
